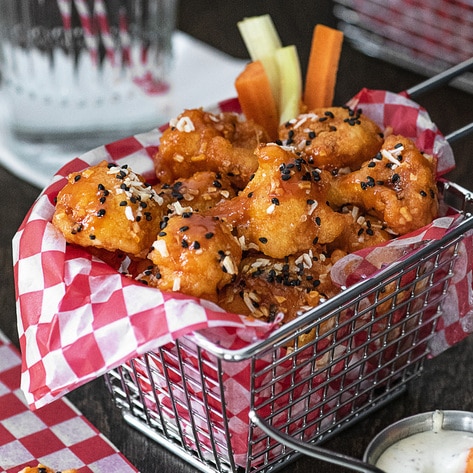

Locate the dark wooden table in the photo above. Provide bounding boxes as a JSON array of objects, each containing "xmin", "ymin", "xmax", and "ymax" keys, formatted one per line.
[{"xmin": 1, "ymin": 1, "xmax": 473, "ymax": 472}]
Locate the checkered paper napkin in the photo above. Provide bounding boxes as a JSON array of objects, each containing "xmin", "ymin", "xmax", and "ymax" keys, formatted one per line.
[
  {"xmin": 0, "ymin": 330, "xmax": 138, "ymax": 473},
  {"xmin": 12, "ymin": 91, "xmax": 473, "ymax": 411}
]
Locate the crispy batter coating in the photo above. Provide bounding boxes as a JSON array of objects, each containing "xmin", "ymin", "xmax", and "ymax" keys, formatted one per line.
[
  {"xmin": 147, "ymin": 212, "xmax": 242, "ymax": 301},
  {"xmin": 154, "ymin": 171, "xmax": 236, "ymax": 213},
  {"xmin": 218, "ymin": 248, "xmax": 344, "ymax": 324},
  {"xmin": 52, "ymin": 161, "xmax": 165, "ymax": 258},
  {"xmin": 209, "ymin": 143, "xmax": 347, "ymax": 259},
  {"xmin": 329, "ymin": 206, "xmax": 393, "ymax": 254},
  {"xmin": 278, "ymin": 107, "xmax": 384, "ymax": 171},
  {"xmin": 154, "ymin": 109, "xmax": 268, "ymax": 189},
  {"xmin": 327, "ymin": 135, "xmax": 439, "ymax": 235}
]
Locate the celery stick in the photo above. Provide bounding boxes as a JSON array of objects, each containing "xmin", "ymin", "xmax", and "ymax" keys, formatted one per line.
[
  {"xmin": 275, "ymin": 45, "xmax": 302, "ymax": 124},
  {"xmin": 237, "ymin": 15, "xmax": 282, "ymax": 113},
  {"xmin": 237, "ymin": 14, "xmax": 282, "ymax": 61}
]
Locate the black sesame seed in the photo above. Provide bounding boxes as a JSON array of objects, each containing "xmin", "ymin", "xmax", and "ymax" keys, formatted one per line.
[
  {"xmin": 181, "ymin": 239, "xmax": 189, "ymax": 248},
  {"xmin": 159, "ymin": 231, "xmax": 167, "ymax": 237},
  {"xmin": 366, "ymin": 228, "xmax": 374, "ymax": 236},
  {"xmin": 99, "ymin": 196, "xmax": 106, "ymax": 204},
  {"xmin": 89, "ymin": 234, "xmax": 96, "ymax": 240},
  {"xmin": 248, "ymin": 192, "xmax": 254, "ymax": 198},
  {"xmin": 281, "ymin": 174, "xmax": 291, "ymax": 181},
  {"xmin": 97, "ymin": 209, "xmax": 106, "ymax": 217},
  {"xmin": 315, "ymin": 216, "xmax": 321, "ymax": 226},
  {"xmin": 182, "ymin": 212, "xmax": 192, "ymax": 218},
  {"xmin": 205, "ymin": 232, "xmax": 214, "ymax": 239},
  {"xmin": 119, "ymin": 200, "xmax": 127, "ymax": 206},
  {"xmin": 391, "ymin": 173, "xmax": 400, "ymax": 184},
  {"xmin": 271, "ymin": 197, "xmax": 280, "ymax": 205},
  {"xmin": 259, "ymin": 237, "xmax": 268, "ymax": 244},
  {"xmin": 368, "ymin": 161, "xmax": 376, "ymax": 168},
  {"xmin": 74, "ymin": 174, "xmax": 81, "ymax": 182},
  {"xmin": 308, "ymin": 131, "xmax": 316, "ymax": 139},
  {"xmin": 98, "ymin": 183, "xmax": 105, "ymax": 191},
  {"xmin": 179, "ymin": 225, "xmax": 189, "ymax": 232},
  {"xmin": 193, "ymin": 241, "xmax": 201, "ymax": 250},
  {"xmin": 312, "ymin": 236, "xmax": 319, "ymax": 245},
  {"xmin": 420, "ymin": 190, "xmax": 427, "ymax": 197}
]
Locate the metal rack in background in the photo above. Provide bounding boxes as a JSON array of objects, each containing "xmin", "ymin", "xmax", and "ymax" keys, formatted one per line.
[
  {"xmin": 333, "ymin": 0, "xmax": 473, "ymax": 94},
  {"xmin": 104, "ymin": 62, "xmax": 473, "ymax": 473}
]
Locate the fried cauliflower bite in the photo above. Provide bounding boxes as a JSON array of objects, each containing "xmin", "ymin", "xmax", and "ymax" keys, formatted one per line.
[
  {"xmin": 209, "ymin": 143, "xmax": 347, "ymax": 259},
  {"xmin": 218, "ymin": 248, "xmax": 344, "ymax": 324},
  {"xmin": 52, "ymin": 161, "xmax": 165, "ymax": 258},
  {"xmin": 147, "ymin": 212, "xmax": 242, "ymax": 302},
  {"xmin": 154, "ymin": 171, "xmax": 236, "ymax": 213},
  {"xmin": 329, "ymin": 205, "xmax": 393, "ymax": 254},
  {"xmin": 18, "ymin": 465, "xmax": 77, "ymax": 473},
  {"xmin": 278, "ymin": 106, "xmax": 384, "ymax": 171},
  {"xmin": 327, "ymin": 135, "xmax": 439, "ymax": 235},
  {"xmin": 154, "ymin": 108, "xmax": 268, "ymax": 189}
]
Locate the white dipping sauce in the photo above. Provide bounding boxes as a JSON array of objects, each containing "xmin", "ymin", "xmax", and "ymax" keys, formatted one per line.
[{"xmin": 376, "ymin": 429, "xmax": 473, "ymax": 473}]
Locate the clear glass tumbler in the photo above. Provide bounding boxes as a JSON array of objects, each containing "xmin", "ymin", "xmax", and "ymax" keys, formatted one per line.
[{"xmin": 0, "ymin": 0, "xmax": 177, "ymax": 181}]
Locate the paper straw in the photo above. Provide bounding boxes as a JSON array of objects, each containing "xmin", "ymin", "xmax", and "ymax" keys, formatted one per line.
[
  {"xmin": 94, "ymin": 0, "xmax": 116, "ymax": 66},
  {"xmin": 73, "ymin": 0, "xmax": 99, "ymax": 65},
  {"xmin": 118, "ymin": 6, "xmax": 132, "ymax": 67}
]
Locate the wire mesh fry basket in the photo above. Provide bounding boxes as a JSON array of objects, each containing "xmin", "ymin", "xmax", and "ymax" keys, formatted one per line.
[
  {"xmin": 104, "ymin": 176, "xmax": 473, "ymax": 473},
  {"xmin": 333, "ymin": 0, "xmax": 473, "ymax": 93},
  {"xmin": 103, "ymin": 58, "xmax": 473, "ymax": 472}
]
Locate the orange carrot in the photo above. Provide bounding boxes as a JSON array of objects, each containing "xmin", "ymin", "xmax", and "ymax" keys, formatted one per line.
[
  {"xmin": 466, "ymin": 447, "xmax": 473, "ymax": 473},
  {"xmin": 303, "ymin": 24, "xmax": 344, "ymax": 109},
  {"xmin": 234, "ymin": 60, "xmax": 279, "ymax": 140}
]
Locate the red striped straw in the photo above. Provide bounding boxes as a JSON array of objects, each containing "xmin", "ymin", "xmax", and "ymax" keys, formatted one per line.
[
  {"xmin": 118, "ymin": 6, "xmax": 132, "ymax": 67},
  {"xmin": 73, "ymin": 0, "xmax": 99, "ymax": 65},
  {"xmin": 57, "ymin": 0, "xmax": 72, "ymax": 31},
  {"xmin": 94, "ymin": 0, "xmax": 116, "ymax": 66}
]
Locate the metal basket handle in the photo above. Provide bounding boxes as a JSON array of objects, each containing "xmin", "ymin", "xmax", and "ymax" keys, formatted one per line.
[
  {"xmin": 402, "ymin": 57, "xmax": 473, "ymax": 145},
  {"xmin": 406, "ymin": 57, "xmax": 473, "ymax": 99},
  {"xmin": 249, "ymin": 410, "xmax": 386, "ymax": 473}
]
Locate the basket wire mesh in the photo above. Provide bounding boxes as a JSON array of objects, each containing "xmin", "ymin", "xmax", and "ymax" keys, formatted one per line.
[
  {"xmin": 104, "ymin": 58, "xmax": 473, "ymax": 472},
  {"xmin": 105, "ymin": 178, "xmax": 473, "ymax": 473},
  {"xmin": 333, "ymin": 0, "xmax": 473, "ymax": 93}
]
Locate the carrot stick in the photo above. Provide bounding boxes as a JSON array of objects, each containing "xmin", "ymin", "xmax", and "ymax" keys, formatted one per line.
[
  {"xmin": 466, "ymin": 447, "xmax": 473, "ymax": 473},
  {"xmin": 303, "ymin": 24, "xmax": 344, "ymax": 109},
  {"xmin": 235, "ymin": 60, "xmax": 279, "ymax": 140}
]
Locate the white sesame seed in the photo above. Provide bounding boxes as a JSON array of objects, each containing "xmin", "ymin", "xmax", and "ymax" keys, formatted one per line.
[
  {"xmin": 169, "ymin": 116, "xmax": 195, "ymax": 132},
  {"xmin": 152, "ymin": 239, "xmax": 169, "ymax": 257},
  {"xmin": 172, "ymin": 277, "xmax": 181, "ymax": 291},
  {"xmin": 125, "ymin": 206, "xmax": 134, "ymax": 221}
]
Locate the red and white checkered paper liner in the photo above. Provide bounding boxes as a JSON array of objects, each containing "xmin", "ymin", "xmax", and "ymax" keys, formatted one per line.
[
  {"xmin": 0, "ymin": 329, "xmax": 138, "ymax": 473},
  {"xmin": 12, "ymin": 90, "xmax": 473, "ymax": 410}
]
